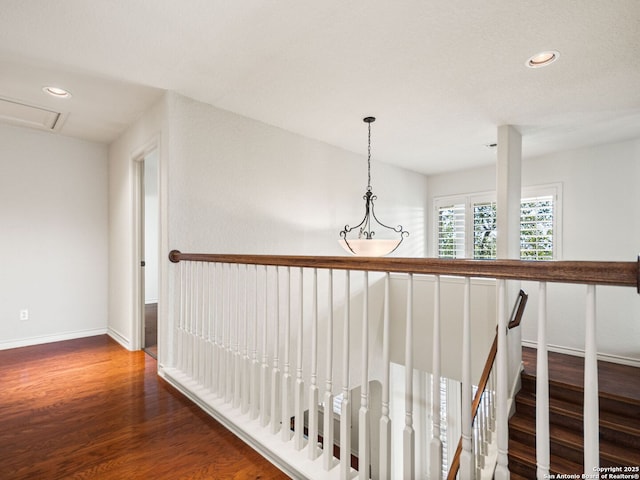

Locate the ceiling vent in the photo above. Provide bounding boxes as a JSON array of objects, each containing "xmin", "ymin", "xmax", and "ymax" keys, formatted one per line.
[{"xmin": 0, "ymin": 96, "xmax": 66, "ymax": 132}]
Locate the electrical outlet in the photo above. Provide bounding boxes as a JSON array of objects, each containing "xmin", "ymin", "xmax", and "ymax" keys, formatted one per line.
[{"xmin": 20, "ymin": 309, "xmax": 29, "ymax": 321}]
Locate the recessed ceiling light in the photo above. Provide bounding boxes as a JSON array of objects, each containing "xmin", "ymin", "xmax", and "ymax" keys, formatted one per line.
[
  {"xmin": 526, "ymin": 50, "xmax": 560, "ymax": 68},
  {"xmin": 42, "ymin": 86, "xmax": 72, "ymax": 98}
]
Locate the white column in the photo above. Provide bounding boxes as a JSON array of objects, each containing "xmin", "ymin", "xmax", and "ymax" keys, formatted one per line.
[
  {"xmin": 380, "ymin": 272, "xmax": 392, "ymax": 479},
  {"xmin": 460, "ymin": 277, "xmax": 475, "ymax": 478},
  {"xmin": 323, "ymin": 269, "xmax": 335, "ymax": 470},
  {"xmin": 536, "ymin": 282, "xmax": 550, "ymax": 479},
  {"xmin": 358, "ymin": 271, "xmax": 370, "ymax": 480},
  {"xmin": 404, "ymin": 274, "xmax": 415, "ymax": 479},
  {"xmin": 429, "ymin": 275, "xmax": 442, "ymax": 480},
  {"xmin": 496, "ymin": 124, "xmax": 522, "ymax": 261},
  {"xmin": 340, "ymin": 270, "xmax": 352, "ymax": 479},
  {"xmin": 584, "ymin": 285, "xmax": 599, "ymax": 472},
  {"xmin": 494, "ymin": 279, "xmax": 510, "ymax": 480}
]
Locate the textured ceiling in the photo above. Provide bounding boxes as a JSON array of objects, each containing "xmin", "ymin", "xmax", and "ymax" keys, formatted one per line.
[{"xmin": 1, "ymin": 0, "xmax": 639, "ymax": 175}]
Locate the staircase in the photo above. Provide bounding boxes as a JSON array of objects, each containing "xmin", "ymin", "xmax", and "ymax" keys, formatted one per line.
[{"xmin": 508, "ymin": 347, "xmax": 640, "ymax": 478}]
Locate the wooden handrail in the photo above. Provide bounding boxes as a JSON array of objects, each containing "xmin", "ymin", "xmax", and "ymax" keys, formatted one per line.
[
  {"xmin": 169, "ymin": 251, "xmax": 639, "ymax": 289},
  {"xmin": 447, "ymin": 290, "xmax": 528, "ymax": 480}
]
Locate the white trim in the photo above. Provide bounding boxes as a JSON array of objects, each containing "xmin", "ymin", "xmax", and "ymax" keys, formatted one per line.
[
  {"xmin": 0, "ymin": 328, "xmax": 108, "ymax": 351},
  {"xmin": 161, "ymin": 368, "xmax": 324, "ymax": 480},
  {"xmin": 108, "ymin": 327, "xmax": 133, "ymax": 350},
  {"xmin": 522, "ymin": 340, "xmax": 640, "ymax": 368}
]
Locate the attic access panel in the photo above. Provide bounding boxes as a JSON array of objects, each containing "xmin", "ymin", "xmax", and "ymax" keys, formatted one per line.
[{"xmin": 0, "ymin": 96, "xmax": 63, "ymax": 131}]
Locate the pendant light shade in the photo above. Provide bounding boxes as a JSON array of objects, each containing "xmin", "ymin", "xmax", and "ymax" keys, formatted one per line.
[{"xmin": 339, "ymin": 117, "xmax": 409, "ymax": 256}]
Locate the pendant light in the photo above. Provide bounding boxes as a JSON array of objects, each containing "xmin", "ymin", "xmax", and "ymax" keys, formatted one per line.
[{"xmin": 339, "ymin": 116, "xmax": 409, "ymax": 256}]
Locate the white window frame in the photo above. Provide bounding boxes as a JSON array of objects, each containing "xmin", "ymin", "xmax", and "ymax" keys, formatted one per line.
[{"xmin": 432, "ymin": 183, "xmax": 562, "ymax": 260}]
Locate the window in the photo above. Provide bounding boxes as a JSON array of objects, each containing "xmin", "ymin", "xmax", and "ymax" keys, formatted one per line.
[
  {"xmin": 434, "ymin": 185, "xmax": 560, "ymax": 260},
  {"xmin": 437, "ymin": 203, "xmax": 465, "ymax": 258}
]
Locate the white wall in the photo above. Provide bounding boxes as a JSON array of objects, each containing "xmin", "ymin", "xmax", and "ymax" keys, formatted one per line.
[
  {"xmin": 427, "ymin": 138, "xmax": 640, "ymax": 363},
  {"xmin": 165, "ymin": 92, "xmax": 427, "ymax": 257},
  {"xmin": 0, "ymin": 123, "xmax": 108, "ymax": 348}
]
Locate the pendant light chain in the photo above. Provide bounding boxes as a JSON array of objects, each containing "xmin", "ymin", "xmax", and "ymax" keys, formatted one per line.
[{"xmin": 367, "ymin": 120, "xmax": 372, "ymax": 192}]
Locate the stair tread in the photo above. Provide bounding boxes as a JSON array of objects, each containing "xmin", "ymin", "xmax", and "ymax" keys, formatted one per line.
[
  {"xmin": 522, "ymin": 347, "xmax": 640, "ymax": 405},
  {"xmin": 509, "ymin": 413, "xmax": 640, "ymax": 465},
  {"xmin": 516, "ymin": 390, "xmax": 640, "ymax": 436},
  {"xmin": 515, "ymin": 389, "xmax": 640, "ymax": 435},
  {"xmin": 509, "ymin": 437, "xmax": 583, "ymax": 475}
]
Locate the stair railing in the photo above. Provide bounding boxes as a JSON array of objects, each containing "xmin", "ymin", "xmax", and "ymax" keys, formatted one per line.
[
  {"xmin": 447, "ymin": 289, "xmax": 528, "ymax": 479},
  {"xmin": 166, "ymin": 251, "xmax": 638, "ymax": 479}
]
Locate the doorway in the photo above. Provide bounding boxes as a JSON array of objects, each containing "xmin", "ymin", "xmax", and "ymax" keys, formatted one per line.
[{"xmin": 138, "ymin": 147, "xmax": 159, "ymax": 358}]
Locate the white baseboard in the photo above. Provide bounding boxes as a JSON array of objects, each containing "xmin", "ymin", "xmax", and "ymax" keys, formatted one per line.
[
  {"xmin": 107, "ymin": 327, "xmax": 133, "ymax": 350},
  {"xmin": 0, "ymin": 327, "xmax": 108, "ymax": 351},
  {"xmin": 522, "ymin": 340, "xmax": 640, "ymax": 368}
]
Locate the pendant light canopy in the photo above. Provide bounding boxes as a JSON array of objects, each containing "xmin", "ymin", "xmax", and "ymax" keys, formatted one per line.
[{"xmin": 339, "ymin": 116, "xmax": 409, "ymax": 256}]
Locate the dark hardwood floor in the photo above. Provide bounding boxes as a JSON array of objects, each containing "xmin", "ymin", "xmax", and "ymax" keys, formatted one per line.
[{"xmin": 0, "ymin": 335, "xmax": 289, "ymax": 480}]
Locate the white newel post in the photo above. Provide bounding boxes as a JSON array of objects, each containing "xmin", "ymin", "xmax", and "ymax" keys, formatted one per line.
[
  {"xmin": 404, "ymin": 273, "xmax": 416, "ymax": 479},
  {"xmin": 324, "ymin": 269, "xmax": 335, "ymax": 470},
  {"xmin": 340, "ymin": 271, "xmax": 352, "ymax": 479},
  {"xmin": 430, "ymin": 275, "xmax": 442, "ymax": 479},
  {"xmin": 536, "ymin": 282, "xmax": 550, "ymax": 479},
  {"xmin": 494, "ymin": 279, "xmax": 510, "ymax": 480},
  {"xmin": 460, "ymin": 277, "xmax": 475, "ymax": 478},
  {"xmin": 270, "ymin": 267, "xmax": 281, "ymax": 435},
  {"xmin": 359, "ymin": 271, "xmax": 370, "ymax": 480},
  {"xmin": 380, "ymin": 272, "xmax": 391, "ymax": 479},
  {"xmin": 584, "ymin": 285, "xmax": 599, "ymax": 472},
  {"xmin": 309, "ymin": 269, "xmax": 320, "ymax": 460}
]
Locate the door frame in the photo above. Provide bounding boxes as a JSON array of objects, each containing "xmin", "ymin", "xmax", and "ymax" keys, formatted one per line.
[{"xmin": 132, "ymin": 138, "xmax": 160, "ymax": 352}]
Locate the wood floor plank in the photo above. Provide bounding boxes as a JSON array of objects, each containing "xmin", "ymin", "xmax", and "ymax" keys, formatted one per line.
[{"xmin": 0, "ymin": 335, "xmax": 289, "ymax": 480}]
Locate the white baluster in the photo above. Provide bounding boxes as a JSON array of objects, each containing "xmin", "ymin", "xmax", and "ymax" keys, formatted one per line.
[
  {"xmin": 359, "ymin": 271, "xmax": 370, "ymax": 480},
  {"xmin": 177, "ymin": 261, "xmax": 186, "ymax": 371},
  {"xmin": 309, "ymin": 268, "xmax": 320, "ymax": 460},
  {"xmin": 204, "ymin": 262, "xmax": 212, "ymax": 390},
  {"xmin": 271, "ymin": 267, "xmax": 281, "ymax": 434},
  {"xmin": 460, "ymin": 276, "xmax": 475, "ymax": 478},
  {"xmin": 197, "ymin": 262, "xmax": 204, "ymax": 385},
  {"xmin": 226, "ymin": 264, "xmax": 234, "ymax": 403},
  {"xmin": 340, "ymin": 270, "xmax": 352, "ymax": 479},
  {"xmin": 536, "ymin": 282, "xmax": 550, "ymax": 479},
  {"xmin": 379, "ymin": 272, "xmax": 391, "ymax": 479},
  {"xmin": 187, "ymin": 261, "xmax": 194, "ymax": 377},
  {"xmin": 260, "ymin": 266, "xmax": 270, "ymax": 427},
  {"xmin": 233, "ymin": 264, "xmax": 242, "ymax": 408},
  {"xmin": 221, "ymin": 263, "xmax": 230, "ymax": 400},
  {"xmin": 494, "ymin": 279, "xmax": 510, "ymax": 480},
  {"xmin": 323, "ymin": 269, "xmax": 335, "ymax": 470},
  {"xmin": 404, "ymin": 273, "xmax": 415, "ymax": 480},
  {"xmin": 584, "ymin": 284, "xmax": 599, "ymax": 472},
  {"xmin": 430, "ymin": 275, "xmax": 442, "ymax": 480},
  {"xmin": 211, "ymin": 263, "xmax": 219, "ymax": 394},
  {"xmin": 294, "ymin": 268, "xmax": 305, "ymax": 450},
  {"xmin": 241, "ymin": 264, "xmax": 250, "ymax": 414},
  {"xmin": 251, "ymin": 265, "xmax": 260, "ymax": 420},
  {"xmin": 281, "ymin": 267, "xmax": 292, "ymax": 442}
]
